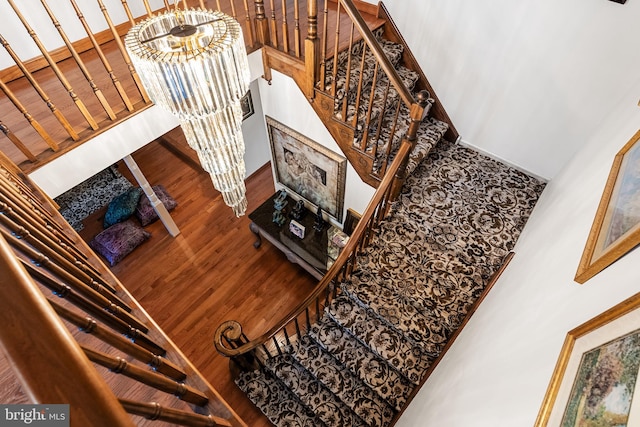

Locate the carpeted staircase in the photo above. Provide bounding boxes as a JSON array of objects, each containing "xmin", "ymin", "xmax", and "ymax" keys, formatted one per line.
[{"xmin": 234, "ymin": 35, "xmax": 546, "ymax": 427}]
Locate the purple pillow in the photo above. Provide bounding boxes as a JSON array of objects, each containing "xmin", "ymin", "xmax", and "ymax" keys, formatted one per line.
[
  {"xmin": 90, "ymin": 220, "xmax": 150, "ymax": 266},
  {"xmin": 135, "ymin": 185, "xmax": 178, "ymax": 226}
]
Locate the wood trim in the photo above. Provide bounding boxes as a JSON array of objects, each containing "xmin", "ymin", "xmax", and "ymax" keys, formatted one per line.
[{"xmin": 351, "ymin": 0, "xmax": 379, "ymax": 16}]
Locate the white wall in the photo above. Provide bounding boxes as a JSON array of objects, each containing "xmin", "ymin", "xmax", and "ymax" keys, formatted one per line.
[
  {"xmin": 369, "ymin": 0, "xmax": 640, "ymax": 180},
  {"xmin": 396, "ymin": 54, "xmax": 640, "ymax": 427},
  {"xmin": 258, "ymin": 70, "xmax": 375, "ymax": 223}
]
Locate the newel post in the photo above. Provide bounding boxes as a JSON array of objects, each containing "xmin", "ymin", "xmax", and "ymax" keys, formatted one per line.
[
  {"xmin": 389, "ymin": 90, "xmax": 430, "ymax": 201},
  {"xmin": 254, "ymin": 0, "xmax": 270, "ymax": 47},
  {"xmin": 214, "ymin": 320, "xmax": 261, "ymax": 374},
  {"xmin": 304, "ymin": 0, "xmax": 320, "ymax": 99}
]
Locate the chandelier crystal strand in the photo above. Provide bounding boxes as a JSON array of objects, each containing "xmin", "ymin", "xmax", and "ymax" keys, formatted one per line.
[{"xmin": 125, "ymin": 9, "xmax": 250, "ymax": 216}]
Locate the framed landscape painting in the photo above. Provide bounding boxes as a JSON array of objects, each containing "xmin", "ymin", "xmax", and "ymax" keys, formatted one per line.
[
  {"xmin": 535, "ymin": 292, "xmax": 640, "ymax": 426},
  {"xmin": 575, "ymin": 129, "xmax": 640, "ymax": 283},
  {"xmin": 266, "ymin": 116, "xmax": 346, "ymax": 222}
]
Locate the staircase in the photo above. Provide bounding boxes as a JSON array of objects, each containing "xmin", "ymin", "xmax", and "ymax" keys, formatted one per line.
[{"xmin": 215, "ymin": 2, "xmax": 546, "ymax": 426}]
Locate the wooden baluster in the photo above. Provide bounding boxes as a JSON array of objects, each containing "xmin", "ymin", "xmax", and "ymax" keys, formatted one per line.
[
  {"xmin": 319, "ymin": 0, "xmax": 328, "ymax": 87},
  {"xmin": 119, "ymin": 399, "xmax": 232, "ymax": 427},
  {"xmin": 197, "ymin": 0, "xmax": 206, "ymax": 9},
  {"xmin": 360, "ymin": 62, "xmax": 379, "ymax": 151},
  {"xmin": 163, "ymin": 0, "xmax": 171, "ymax": 9},
  {"xmin": 370, "ymin": 80, "xmax": 392, "ymax": 164},
  {"xmin": 293, "ymin": 0, "xmax": 300, "ymax": 57},
  {"xmin": 340, "ymin": 22, "xmax": 355, "ymax": 120},
  {"xmin": 96, "ymin": 0, "xmax": 150, "ymax": 103},
  {"xmin": 3, "ymin": 230, "xmax": 134, "ymax": 315},
  {"xmin": 7, "ymin": 0, "xmax": 99, "ymax": 131},
  {"xmin": 41, "ymin": 0, "xmax": 117, "ymax": 121},
  {"xmin": 0, "ymin": 78, "xmax": 60, "ymax": 150},
  {"xmin": 269, "ymin": 0, "xmax": 278, "ymax": 48},
  {"xmin": 304, "ymin": 0, "xmax": 319, "ymax": 98},
  {"xmin": 51, "ymin": 301, "xmax": 186, "ymax": 381},
  {"xmin": 141, "ymin": 0, "xmax": 154, "ymax": 17},
  {"xmin": 0, "ymin": 33, "xmax": 78, "ymax": 142},
  {"xmin": 2, "ymin": 219, "xmax": 117, "ymax": 295},
  {"xmin": 0, "ymin": 181, "xmax": 62, "ymax": 234},
  {"xmin": 22, "ymin": 262, "xmax": 166, "ymax": 355},
  {"xmin": 120, "ymin": 0, "xmax": 137, "ymax": 26},
  {"xmin": 281, "ymin": 0, "xmax": 289, "ymax": 53},
  {"xmin": 242, "ymin": 0, "xmax": 255, "ymax": 47},
  {"xmin": 330, "ymin": 1, "xmax": 341, "ymax": 98},
  {"xmin": 229, "ymin": 0, "xmax": 238, "ymax": 20},
  {"xmin": 0, "ymin": 171, "xmax": 50, "ymax": 217},
  {"xmin": 254, "ymin": 0, "xmax": 270, "ymax": 46},
  {"xmin": 0, "ymin": 120, "xmax": 36, "ymax": 162},
  {"xmin": 0, "ymin": 201, "xmax": 87, "ymax": 264},
  {"xmin": 0, "ymin": 237, "xmax": 135, "ymax": 427},
  {"xmin": 70, "ymin": 0, "xmax": 134, "ymax": 112},
  {"xmin": 83, "ymin": 347, "xmax": 209, "ymax": 406},
  {"xmin": 351, "ymin": 43, "xmax": 367, "ymax": 127},
  {"xmin": 378, "ymin": 100, "xmax": 402, "ymax": 176}
]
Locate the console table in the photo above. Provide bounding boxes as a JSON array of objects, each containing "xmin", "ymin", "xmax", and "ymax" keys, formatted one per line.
[{"xmin": 249, "ymin": 192, "xmax": 329, "ymax": 280}]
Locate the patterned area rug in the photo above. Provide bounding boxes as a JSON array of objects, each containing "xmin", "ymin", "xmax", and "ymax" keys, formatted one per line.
[
  {"xmin": 235, "ymin": 141, "xmax": 545, "ymax": 426},
  {"xmin": 54, "ymin": 166, "xmax": 132, "ymax": 231}
]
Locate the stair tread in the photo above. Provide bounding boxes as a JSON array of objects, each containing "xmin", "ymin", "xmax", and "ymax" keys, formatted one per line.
[
  {"xmin": 294, "ymin": 335, "xmax": 396, "ymax": 427},
  {"xmin": 327, "ymin": 294, "xmax": 432, "ymax": 385},
  {"xmin": 341, "ymin": 279, "xmax": 449, "ymax": 357},
  {"xmin": 309, "ymin": 316, "xmax": 414, "ymax": 412},
  {"xmin": 266, "ymin": 352, "xmax": 367, "ymax": 427},
  {"xmin": 236, "ymin": 369, "xmax": 327, "ymax": 427}
]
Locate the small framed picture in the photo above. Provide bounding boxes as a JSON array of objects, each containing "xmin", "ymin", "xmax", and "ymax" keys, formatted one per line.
[{"xmin": 289, "ymin": 219, "xmax": 305, "ymax": 239}]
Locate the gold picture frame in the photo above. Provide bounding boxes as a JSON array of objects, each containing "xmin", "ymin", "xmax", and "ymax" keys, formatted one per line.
[
  {"xmin": 535, "ymin": 291, "xmax": 640, "ymax": 426},
  {"xmin": 575, "ymin": 129, "xmax": 640, "ymax": 283}
]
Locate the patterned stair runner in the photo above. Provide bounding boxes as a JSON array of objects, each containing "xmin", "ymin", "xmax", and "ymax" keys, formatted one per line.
[{"xmin": 235, "ymin": 32, "xmax": 546, "ymax": 427}]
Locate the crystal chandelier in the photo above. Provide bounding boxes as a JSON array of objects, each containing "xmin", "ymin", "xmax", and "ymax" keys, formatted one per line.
[{"xmin": 125, "ymin": 8, "xmax": 250, "ymax": 216}]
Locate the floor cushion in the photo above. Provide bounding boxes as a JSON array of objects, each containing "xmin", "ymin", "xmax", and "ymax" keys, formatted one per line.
[
  {"xmin": 135, "ymin": 185, "xmax": 178, "ymax": 227},
  {"xmin": 90, "ymin": 220, "xmax": 150, "ymax": 266},
  {"xmin": 103, "ymin": 187, "xmax": 143, "ymax": 228}
]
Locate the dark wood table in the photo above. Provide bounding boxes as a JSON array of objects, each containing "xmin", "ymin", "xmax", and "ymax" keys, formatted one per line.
[{"xmin": 249, "ymin": 192, "xmax": 329, "ymax": 280}]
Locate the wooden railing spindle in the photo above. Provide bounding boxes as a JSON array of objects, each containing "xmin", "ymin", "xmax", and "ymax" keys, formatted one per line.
[
  {"xmin": 69, "ymin": 0, "xmax": 134, "ymax": 112},
  {"xmin": 319, "ymin": 0, "xmax": 329, "ymax": 87},
  {"xmin": 7, "ymin": 0, "xmax": 99, "ymax": 131},
  {"xmin": 96, "ymin": 0, "xmax": 150, "ymax": 103},
  {"xmin": 269, "ymin": 0, "xmax": 279, "ymax": 48},
  {"xmin": 242, "ymin": 0, "xmax": 255, "ymax": 47},
  {"xmin": 141, "ymin": 0, "xmax": 154, "ymax": 17},
  {"xmin": 351, "ymin": 44, "xmax": 368, "ymax": 128},
  {"xmin": 120, "ymin": 0, "xmax": 137, "ymax": 26},
  {"xmin": 281, "ymin": 0, "xmax": 290, "ymax": 53},
  {"xmin": 254, "ymin": 0, "xmax": 270, "ymax": 46},
  {"xmin": 330, "ymin": 1, "xmax": 341, "ymax": 98},
  {"xmin": 340, "ymin": 22, "xmax": 355, "ymax": 121},
  {"xmin": 119, "ymin": 399, "xmax": 232, "ymax": 427},
  {"xmin": 0, "ymin": 120, "xmax": 37, "ymax": 162},
  {"xmin": 294, "ymin": 0, "xmax": 301, "ymax": 57},
  {"xmin": 40, "ymin": 0, "xmax": 117, "ymax": 121}
]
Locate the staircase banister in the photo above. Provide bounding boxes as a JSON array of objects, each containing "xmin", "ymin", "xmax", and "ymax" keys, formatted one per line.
[
  {"xmin": 0, "ymin": 234, "xmax": 135, "ymax": 427},
  {"xmin": 338, "ymin": 0, "xmax": 415, "ymax": 107},
  {"xmin": 214, "ymin": 140, "xmax": 413, "ymax": 358}
]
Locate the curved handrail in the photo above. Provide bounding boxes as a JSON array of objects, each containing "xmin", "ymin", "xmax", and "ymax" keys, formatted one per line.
[{"xmin": 214, "ymin": 139, "xmax": 413, "ymax": 358}]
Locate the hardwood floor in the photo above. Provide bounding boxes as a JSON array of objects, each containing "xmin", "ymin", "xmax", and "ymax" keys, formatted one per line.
[{"xmin": 78, "ymin": 132, "xmax": 317, "ymax": 427}]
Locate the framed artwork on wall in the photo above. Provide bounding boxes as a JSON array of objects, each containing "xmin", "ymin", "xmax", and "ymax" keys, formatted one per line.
[
  {"xmin": 575, "ymin": 129, "xmax": 640, "ymax": 283},
  {"xmin": 535, "ymin": 291, "xmax": 640, "ymax": 426},
  {"xmin": 241, "ymin": 90, "xmax": 254, "ymax": 121},
  {"xmin": 266, "ymin": 116, "xmax": 346, "ymax": 222}
]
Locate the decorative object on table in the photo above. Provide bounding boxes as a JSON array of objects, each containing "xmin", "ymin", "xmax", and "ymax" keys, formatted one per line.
[
  {"xmin": 273, "ymin": 189, "xmax": 288, "ymax": 211},
  {"xmin": 103, "ymin": 187, "xmax": 143, "ymax": 228},
  {"xmin": 266, "ymin": 116, "xmax": 347, "ymax": 222},
  {"xmin": 575, "ymin": 129, "xmax": 640, "ymax": 283},
  {"xmin": 125, "ymin": 8, "xmax": 250, "ymax": 217},
  {"xmin": 313, "ymin": 206, "xmax": 327, "ymax": 232},
  {"xmin": 240, "ymin": 90, "xmax": 254, "ymax": 121},
  {"xmin": 89, "ymin": 219, "xmax": 151, "ymax": 266},
  {"xmin": 327, "ymin": 226, "xmax": 349, "ymax": 263},
  {"xmin": 535, "ymin": 291, "xmax": 640, "ymax": 426},
  {"xmin": 135, "ymin": 184, "xmax": 178, "ymax": 227},
  {"xmin": 291, "ymin": 199, "xmax": 307, "ymax": 221},
  {"xmin": 289, "ymin": 219, "xmax": 305, "ymax": 239},
  {"xmin": 272, "ymin": 210, "xmax": 287, "ymax": 227}
]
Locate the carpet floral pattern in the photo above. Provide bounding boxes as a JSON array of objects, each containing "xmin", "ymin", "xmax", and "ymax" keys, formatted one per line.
[{"xmin": 235, "ymin": 33, "xmax": 546, "ymax": 427}]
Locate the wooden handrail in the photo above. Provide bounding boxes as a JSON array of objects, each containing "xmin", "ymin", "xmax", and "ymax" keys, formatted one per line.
[
  {"xmin": 0, "ymin": 234, "xmax": 135, "ymax": 427},
  {"xmin": 215, "ymin": 139, "xmax": 413, "ymax": 358},
  {"xmin": 338, "ymin": 0, "xmax": 414, "ymax": 107}
]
